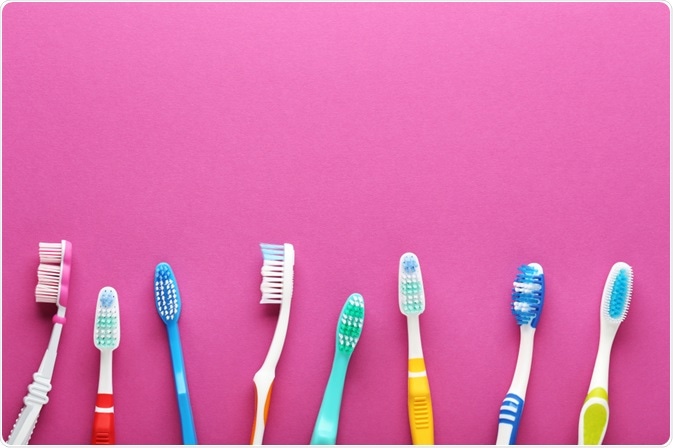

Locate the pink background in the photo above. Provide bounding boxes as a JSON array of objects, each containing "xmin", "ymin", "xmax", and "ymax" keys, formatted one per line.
[{"xmin": 2, "ymin": 2, "xmax": 669, "ymax": 445}]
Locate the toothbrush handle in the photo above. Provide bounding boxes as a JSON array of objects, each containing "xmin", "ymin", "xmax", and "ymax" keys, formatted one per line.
[
  {"xmin": 311, "ymin": 354, "xmax": 348, "ymax": 445},
  {"xmin": 250, "ymin": 373, "xmax": 274, "ymax": 444},
  {"xmin": 408, "ymin": 358, "xmax": 434, "ymax": 445},
  {"xmin": 496, "ymin": 393, "xmax": 525, "ymax": 445},
  {"xmin": 8, "ymin": 323, "xmax": 63, "ymax": 445},
  {"xmin": 167, "ymin": 324, "xmax": 197, "ymax": 445},
  {"xmin": 578, "ymin": 388, "xmax": 609, "ymax": 445},
  {"xmin": 92, "ymin": 394, "xmax": 115, "ymax": 444}
]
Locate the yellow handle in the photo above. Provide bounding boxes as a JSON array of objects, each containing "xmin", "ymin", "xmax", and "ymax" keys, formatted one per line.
[
  {"xmin": 408, "ymin": 358, "xmax": 434, "ymax": 445},
  {"xmin": 579, "ymin": 387, "xmax": 609, "ymax": 445}
]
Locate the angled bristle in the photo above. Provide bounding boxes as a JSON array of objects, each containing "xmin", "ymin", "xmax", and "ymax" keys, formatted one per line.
[
  {"xmin": 35, "ymin": 242, "xmax": 66, "ymax": 304},
  {"xmin": 94, "ymin": 287, "xmax": 120, "ymax": 350},
  {"xmin": 399, "ymin": 253, "xmax": 425, "ymax": 315},
  {"xmin": 154, "ymin": 263, "xmax": 181, "ymax": 323},
  {"xmin": 259, "ymin": 243, "xmax": 294, "ymax": 304},
  {"xmin": 511, "ymin": 263, "xmax": 545, "ymax": 328},
  {"xmin": 603, "ymin": 263, "xmax": 633, "ymax": 323},
  {"xmin": 337, "ymin": 293, "xmax": 365, "ymax": 354}
]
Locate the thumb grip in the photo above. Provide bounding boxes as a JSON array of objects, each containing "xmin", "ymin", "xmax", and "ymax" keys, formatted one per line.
[
  {"xmin": 579, "ymin": 387, "xmax": 609, "ymax": 445},
  {"xmin": 92, "ymin": 394, "xmax": 115, "ymax": 445},
  {"xmin": 408, "ymin": 358, "xmax": 434, "ymax": 445}
]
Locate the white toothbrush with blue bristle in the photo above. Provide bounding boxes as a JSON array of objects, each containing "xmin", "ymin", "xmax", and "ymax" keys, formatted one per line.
[
  {"xmin": 578, "ymin": 262, "xmax": 633, "ymax": 445},
  {"xmin": 496, "ymin": 263, "xmax": 545, "ymax": 445},
  {"xmin": 92, "ymin": 287, "xmax": 120, "ymax": 444}
]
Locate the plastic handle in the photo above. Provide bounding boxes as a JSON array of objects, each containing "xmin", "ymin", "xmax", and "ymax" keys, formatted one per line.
[
  {"xmin": 311, "ymin": 354, "xmax": 349, "ymax": 445},
  {"xmin": 408, "ymin": 358, "xmax": 434, "ymax": 445},
  {"xmin": 8, "ymin": 370, "xmax": 53, "ymax": 445},
  {"xmin": 496, "ymin": 393, "xmax": 525, "ymax": 445},
  {"xmin": 166, "ymin": 324, "xmax": 197, "ymax": 445},
  {"xmin": 92, "ymin": 393, "xmax": 114, "ymax": 444},
  {"xmin": 579, "ymin": 387, "xmax": 609, "ymax": 445},
  {"xmin": 250, "ymin": 376, "xmax": 274, "ymax": 445}
]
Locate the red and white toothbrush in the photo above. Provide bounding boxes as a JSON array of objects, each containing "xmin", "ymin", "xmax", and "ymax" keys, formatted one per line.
[{"xmin": 92, "ymin": 287, "xmax": 120, "ymax": 444}]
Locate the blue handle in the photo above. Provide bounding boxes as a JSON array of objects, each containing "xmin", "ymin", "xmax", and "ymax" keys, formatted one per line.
[
  {"xmin": 167, "ymin": 323, "xmax": 197, "ymax": 445},
  {"xmin": 498, "ymin": 393, "xmax": 525, "ymax": 445},
  {"xmin": 310, "ymin": 354, "xmax": 349, "ymax": 445}
]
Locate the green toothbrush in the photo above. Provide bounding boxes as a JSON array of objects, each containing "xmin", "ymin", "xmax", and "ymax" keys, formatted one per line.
[{"xmin": 310, "ymin": 293, "xmax": 365, "ymax": 445}]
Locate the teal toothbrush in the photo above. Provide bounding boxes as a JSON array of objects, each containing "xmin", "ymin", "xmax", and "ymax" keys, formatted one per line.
[{"xmin": 310, "ymin": 293, "xmax": 365, "ymax": 444}]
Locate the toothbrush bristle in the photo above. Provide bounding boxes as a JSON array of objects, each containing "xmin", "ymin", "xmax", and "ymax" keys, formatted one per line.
[
  {"xmin": 35, "ymin": 242, "xmax": 66, "ymax": 304},
  {"xmin": 94, "ymin": 287, "xmax": 120, "ymax": 350},
  {"xmin": 154, "ymin": 262, "xmax": 181, "ymax": 323},
  {"xmin": 260, "ymin": 243, "xmax": 295, "ymax": 305},
  {"xmin": 603, "ymin": 263, "xmax": 633, "ymax": 323},
  {"xmin": 337, "ymin": 293, "xmax": 365, "ymax": 354},
  {"xmin": 399, "ymin": 253, "xmax": 425, "ymax": 315},
  {"xmin": 511, "ymin": 263, "xmax": 545, "ymax": 328}
]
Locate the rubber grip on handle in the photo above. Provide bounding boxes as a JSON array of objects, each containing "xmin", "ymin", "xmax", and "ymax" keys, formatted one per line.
[
  {"xmin": 408, "ymin": 358, "xmax": 434, "ymax": 445},
  {"xmin": 250, "ymin": 381, "xmax": 273, "ymax": 444},
  {"xmin": 496, "ymin": 393, "xmax": 525, "ymax": 445},
  {"xmin": 579, "ymin": 387, "xmax": 609, "ymax": 445},
  {"xmin": 92, "ymin": 394, "xmax": 114, "ymax": 444}
]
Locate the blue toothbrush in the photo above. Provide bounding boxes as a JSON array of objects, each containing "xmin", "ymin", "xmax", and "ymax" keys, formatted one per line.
[
  {"xmin": 496, "ymin": 263, "xmax": 545, "ymax": 445},
  {"xmin": 154, "ymin": 262, "xmax": 197, "ymax": 444},
  {"xmin": 311, "ymin": 293, "xmax": 365, "ymax": 445}
]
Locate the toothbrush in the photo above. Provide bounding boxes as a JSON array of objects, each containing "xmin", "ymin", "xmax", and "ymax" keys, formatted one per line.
[
  {"xmin": 496, "ymin": 263, "xmax": 545, "ymax": 445},
  {"xmin": 399, "ymin": 252, "xmax": 434, "ymax": 445},
  {"xmin": 311, "ymin": 293, "xmax": 365, "ymax": 445},
  {"xmin": 154, "ymin": 262, "xmax": 197, "ymax": 445},
  {"xmin": 251, "ymin": 243, "xmax": 295, "ymax": 445},
  {"xmin": 578, "ymin": 262, "xmax": 633, "ymax": 445},
  {"xmin": 92, "ymin": 287, "xmax": 120, "ymax": 444},
  {"xmin": 8, "ymin": 240, "xmax": 73, "ymax": 445}
]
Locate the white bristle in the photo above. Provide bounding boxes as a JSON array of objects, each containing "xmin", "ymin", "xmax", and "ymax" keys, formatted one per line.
[
  {"xmin": 35, "ymin": 242, "xmax": 65, "ymax": 304},
  {"xmin": 259, "ymin": 243, "xmax": 294, "ymax": 304}
]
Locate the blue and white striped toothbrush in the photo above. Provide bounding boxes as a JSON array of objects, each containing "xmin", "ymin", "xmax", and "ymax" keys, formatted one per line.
[
  {"xmin": 154, "ymin": 262, "xmax": 197, "ymax": 445},
  {"xmin": 496, "ymin": 263, "xmax": 545, "ymax": 445}
]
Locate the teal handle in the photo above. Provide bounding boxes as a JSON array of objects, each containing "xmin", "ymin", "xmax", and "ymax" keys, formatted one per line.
[
  {"xmin": 311, "ymin": 354, "xmax": 349, "ymax": 444},
  {"xmin": 167, "ymin": 323, "xmax": 197, "ymax": 445}
]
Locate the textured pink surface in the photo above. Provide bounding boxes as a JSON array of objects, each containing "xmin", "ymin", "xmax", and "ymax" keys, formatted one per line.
[{"xmin": 2, "ymin": 2, "xmax": 669, "ymax": 445}]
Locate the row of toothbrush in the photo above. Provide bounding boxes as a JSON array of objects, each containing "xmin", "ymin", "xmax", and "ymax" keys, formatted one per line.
[{"xmin": 6, "ymin": 240, "xmax": 634, "ymax": 445}]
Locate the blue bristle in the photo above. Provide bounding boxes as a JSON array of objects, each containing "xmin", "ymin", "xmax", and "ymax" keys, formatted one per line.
[
  {"xmin": 609, "ymin": 269, "xmax": 630, "ymax": 319},
  {"xmin": 261, "ymin": 243, "xmax": 284, "ymax": 261},
  {"xmin": 511, "ymin": 264, "xmax": 545, "ymax": 328},
  {"xmin": 154, "ymin": 263, "xmax": 181, "ymax": 323},
  {"xmin": 402, "ymin": 255, "xmax": 418, "ymax": 274},
  {"xmin": 100, "ymin": 289, "xmax": 114, "ymax": 308}
]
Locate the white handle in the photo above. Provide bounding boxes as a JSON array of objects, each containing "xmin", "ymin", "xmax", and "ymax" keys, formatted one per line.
[{"xmin": 8, "ymin": 371, "xmax": 52, "ymax": 445}]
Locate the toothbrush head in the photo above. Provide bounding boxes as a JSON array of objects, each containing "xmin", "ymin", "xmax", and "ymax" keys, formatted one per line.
[
  {"xmin": 601, "ymin": 262, "xmax": 633, "ymax": 324},
  {"xmin": 511, "ymin": 263, "xmax": 545, "ymax": 328},
  {"xmin": 94, "ymin": 287, "xmax": 120, "ymax": 350},
  {"xmin": 154, "ymin": 262, "xmax": 181, "ymax": 323},
  {"xmin": 35, "ymin": 240, "xmax": 72, "ymax": 308},
  {"xmin": 260, "ymin": 243, "xmax": 295, "ymax": 305},
  {"xmin": 336, "ymin": 293, "xmax": 365, "ymax": 355},
  {"xmin": 399, "ymin": 252, "xmax": 425, "ymax": 316}
]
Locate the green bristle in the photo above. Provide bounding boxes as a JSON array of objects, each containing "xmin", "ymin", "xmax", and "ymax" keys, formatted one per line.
[{"xmin": 337, "ymin": 293, "xmax": 365, "ymax": 354}]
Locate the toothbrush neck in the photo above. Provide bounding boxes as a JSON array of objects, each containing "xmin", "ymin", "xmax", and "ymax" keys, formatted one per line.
[
  {"xmin": 407, "ymin": 314, "xmax": 424, "ymax": 359},
  {"xmin": 588, "ymin": 324, "xmax": 619, "ymax": 392}
]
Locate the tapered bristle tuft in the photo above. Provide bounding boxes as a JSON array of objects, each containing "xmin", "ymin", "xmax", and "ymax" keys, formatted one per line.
[
  {"xmin": 259, "ymin": 243, "xmax": 294, "ymax": 304},
  {"xmin": 511, "ymin": 263, "xmax": 545, "ymax": 328},
  {"xmin": 94, "ymin": 287, "xmax": 120, "ymax": 350},
  {"xmin": 602, "ymin": 263, "xmax": 633, "ymax": 323},
  {"xmin": 399, "ymin": 253, "xmax": 425, "ymax": 315},
  {"xmin": 154, "ymin": 263, "xmax": 181, "ymax": 323},
  {"xmin": 337, "ymin": 293, "xmax": 365, "ymax": 354},
  {"xmin": 35, "ymin": 242, "xmax": 66, "ymax": 304}
]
